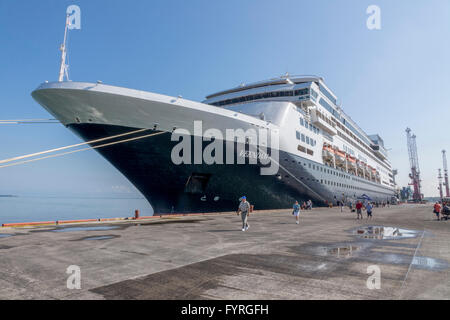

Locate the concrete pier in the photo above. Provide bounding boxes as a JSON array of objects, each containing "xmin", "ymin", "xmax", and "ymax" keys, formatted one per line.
[{"xmin": 0, "ymin": 204, "xmax": 449, "ymax": 299}]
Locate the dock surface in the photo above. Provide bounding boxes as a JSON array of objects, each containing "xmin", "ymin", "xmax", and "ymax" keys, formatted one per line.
[{"xmin": 0, "ymin": 204, "xmax": 449, "ymax": 300}]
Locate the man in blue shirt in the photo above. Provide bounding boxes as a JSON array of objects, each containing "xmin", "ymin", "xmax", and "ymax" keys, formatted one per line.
[
  {"xmin": 366, "ymin": 202, "xmax": 373, "ymax": 220},
  {"xmin": 293, "ymin": 200, "xmax": 301, "ymax": 225},
  {"xmin": 237, "ymin": 196, "xmax": 251, "ymax": 231}
]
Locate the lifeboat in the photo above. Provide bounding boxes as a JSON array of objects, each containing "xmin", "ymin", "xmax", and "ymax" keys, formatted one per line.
[
  {"xmin": 375, "ymin": 172, "xmax": 381, "ymax": 183},
  {"xmin": 334, "ymin": 149, "xmax": 346, "ymax": 166},
  {"xmin": 322, "ymin": 144, "xmax": 335, "ymax": 166},
  {"xmin": 356, "ymin": 161, "xmax": 365, "ymax": 177},
  {"xmin": 366, "ymin": 165, "xmax": 375, "ymax": 181},
  {"xmin": 371, "ymin": 168, "xmax": 377, "ymax": 181},
  {"xmin": 322, "ymin": 144, "xmax": 334, "ymax": 160},
  {"xmin": 346, "ymin": 155, "xmax": 357, "ymax": 174},
  {"xmin": 346, "ymin": 155, "xmax": 357, "ymax": 166}
]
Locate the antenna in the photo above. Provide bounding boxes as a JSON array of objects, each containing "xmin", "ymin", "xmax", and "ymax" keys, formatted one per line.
[{"xmin": 58, "ymin": 14, "xmax": 70, "ymax": 82}]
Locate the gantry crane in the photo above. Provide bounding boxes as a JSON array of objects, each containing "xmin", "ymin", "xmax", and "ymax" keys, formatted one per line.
[
  {"xmin": 443, "ymin": 150, "xmax": 449, "ymax": 197},
  {"xmin": 438, "ymin": 169, "xmax": 444, "ymax": 200},
  {"xmin": 406, "ymin": 128, "xmax": 422, "ymax": 202}
]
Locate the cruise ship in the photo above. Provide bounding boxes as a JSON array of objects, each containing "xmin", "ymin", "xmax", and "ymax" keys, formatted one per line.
[{"xmin": 31, "ymin": 75, "xmax": 396, "ymax": 213}]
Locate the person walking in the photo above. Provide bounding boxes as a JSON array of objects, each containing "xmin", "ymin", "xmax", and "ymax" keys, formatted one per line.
[
  {"xmin": 339, "ymin": 197, "xmax": 345, "ymax": 212},
  {"xmin": 356, "ymin": 200, "xmax": 363, "ymax": 220},
  {"xmin": 293, "ymin": 200, "xmax": 301, "ymax": 224},
  {"xmin": 237, "ymin": 196, "xmax": 251, "ymax": 231},
  {"xmin": 366, "ymin": 202, "xmax": 373, "ymax": 220},
  {"xmin": 433, "ymin": 201, "xmax": 441, "ymax": 221}
]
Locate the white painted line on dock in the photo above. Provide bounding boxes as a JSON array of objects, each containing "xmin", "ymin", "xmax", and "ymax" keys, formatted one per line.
[{"xmin": 399, "ymin": 229, "xmax": 425, "ymax": 298}]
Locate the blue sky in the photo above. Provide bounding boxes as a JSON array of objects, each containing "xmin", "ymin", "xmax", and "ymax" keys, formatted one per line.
[{"xmin": 0, "ymin": 0, "xmax": 449, "ymax": 198}]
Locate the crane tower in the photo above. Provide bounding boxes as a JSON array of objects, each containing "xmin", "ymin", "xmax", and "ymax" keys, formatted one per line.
[
  {"xmin": 438, "ymin": 169, "xmax": 444, "ymax": 200},
  {"xmin": 406, "ymin": 128, "xmax": 422, "ymax": 202},
  {"xmin": 443, "ymin": 150, "xmax": 450, "ymax": 197}
]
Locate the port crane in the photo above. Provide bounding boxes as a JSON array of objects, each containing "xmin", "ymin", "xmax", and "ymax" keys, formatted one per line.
[
  {"xmin": 443, "ymin": 150, "xmax": 450, "ymax": 197},
  {"xmin": 438, "ymin": 169, "xmax": 444, "ymax": 200},
  {"xmin": 406, "ymin": 128, "xmax": 422, "ymax": 202}
]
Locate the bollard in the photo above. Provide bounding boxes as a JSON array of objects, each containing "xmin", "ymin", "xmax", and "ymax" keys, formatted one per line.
[{"xmin": 134, "ymin": 209, "xmax": 140, "ymax": 219}]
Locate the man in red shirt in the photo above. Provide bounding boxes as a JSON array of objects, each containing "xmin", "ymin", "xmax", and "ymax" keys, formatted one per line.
[
  {"xmin": 356, "ymin": 201, "xmax": 363, "ymax": 220},
  {"xmin": 434, "ymin": 202, "xmax": 441, "ymax": 221}
]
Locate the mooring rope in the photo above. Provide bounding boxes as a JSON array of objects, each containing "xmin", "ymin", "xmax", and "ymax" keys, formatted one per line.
[
  {"xmin": 0, "ymin": 130, "xmax": 165, "ymax": 169},
  {"xmin": 0, "ymin": 119, "xmax": 59, "ymax": 124},
  {"xmin": 0, "ymin": 128, "xmax": 150, "ymax": 165}
]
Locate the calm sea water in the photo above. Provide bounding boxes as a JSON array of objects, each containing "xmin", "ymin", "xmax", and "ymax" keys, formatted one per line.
[{"xmin": 0, "ymin": 195, "xmax": 153, "ymax": 224}]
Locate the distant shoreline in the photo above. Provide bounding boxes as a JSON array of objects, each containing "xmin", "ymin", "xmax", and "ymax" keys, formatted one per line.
[{"xmin": 0, "ymin": 195, "xmax": 17, "ymax": 198}]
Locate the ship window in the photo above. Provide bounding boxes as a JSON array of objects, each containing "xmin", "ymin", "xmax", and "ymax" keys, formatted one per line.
[
  {"xmin": 296, "ymin": 131, "xmax": 301, "ymax": 140},
  {"xmin": 301, "ymin": 134, "xmax": 305, "ymax": 142},
  {"xmin": 297, "ymin": 145, "xmax": 306, "ymax": 153},
  {"xmin": 306, "ymin": 136, "xmax": 310, "ymax": 144},
  {"xmin": 300, "ymin": 118, "xmax": 304, "ymax": 126},
  {"xmin": 306, "ymin": 149, "xmax": 314, "ymax": 156}
]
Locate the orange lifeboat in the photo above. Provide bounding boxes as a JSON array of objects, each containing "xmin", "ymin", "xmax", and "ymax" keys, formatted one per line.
[
  {"xmin": 356, "ymin": 160, "xmax": 365, "ymax": 177},
  {"xmin": 346, "ymin": 155, "xmax": 357, "ymax": 166},
  {"xmin": 334, "ymin": 149, "xmax": 346, "ymax": 164},
  {"xmin": 346, "ymin": 155, "xmax": 357, "ymax": 174},
  {"xmin": 322, "ymin": 144, "xmax": 334, "ymax": 159}
]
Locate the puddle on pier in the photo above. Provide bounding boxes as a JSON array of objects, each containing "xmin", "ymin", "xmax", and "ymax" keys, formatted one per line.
[
  {"xmin": 353, "ymin": 226, "xmax": 419, "ymax": 240},
  {"xmin": 0, "ymin": 234, "xmax": 13, "ymax": 238},
  {"xmin": 321, "ymin": 245, "xmax": 361, "ymax": 258},
  {"xmin": 411, "ymin": 256, "xmax": 449, "ymax": 270},
  {"xmin": 52, "ymin": 226, "xmax": 119, "ymax": 233},
  {"xmin": 82, "ymin": 235, "xmax": 116, "ymax": 241}
]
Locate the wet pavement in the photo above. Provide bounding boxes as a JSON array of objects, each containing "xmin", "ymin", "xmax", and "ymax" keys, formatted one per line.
[
  {"xmin": 80, "ymin": 235, "xmax": 118, "ymax": 241},
  {"xmin": 0, "ymin": 204, "xmax": 449, "ymax": 299},
  {"xmin": 352, "ymin": 225, "xmax": 420, "ymax": 240}
]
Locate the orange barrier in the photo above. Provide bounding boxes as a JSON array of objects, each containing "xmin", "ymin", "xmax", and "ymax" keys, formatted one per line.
[
  {"xmin": 2, "ymin": 221, "xmax": 56, "ymax": 227},
  {"xmin": 99, "ymin": 217, "xmax": 128, "ymax": 222},
  {"xmin": 57, "ymin": 219, "xmax": 99, "ymax": 225}
]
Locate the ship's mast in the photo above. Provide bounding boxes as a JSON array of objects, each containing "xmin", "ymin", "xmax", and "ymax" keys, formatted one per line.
[{"xmin": 58, "ymin": 14, "xmax": 70, "ymax": 82}]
